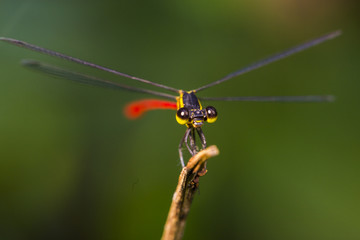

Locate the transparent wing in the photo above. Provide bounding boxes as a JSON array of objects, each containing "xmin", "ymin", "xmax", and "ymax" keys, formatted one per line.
[
  {"xmin": 22, "ymin": 60, "xmax": 177, "ymax": 100},
  {"xmin": 0, "ymin": 37, "xmax": 179, "ymax": 93},
  {"xmin": 199, "ymin": 95, "xmax": 334, "ymax": 102},
  {"xmin": 195, "ymin": 30, "xmax": 341, "ymax": 92}
]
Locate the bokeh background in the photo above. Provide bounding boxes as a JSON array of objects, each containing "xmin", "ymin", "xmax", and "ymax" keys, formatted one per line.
[{"xmin": 0, "ymin": 0, "xmax": 359, "ymax": 239}]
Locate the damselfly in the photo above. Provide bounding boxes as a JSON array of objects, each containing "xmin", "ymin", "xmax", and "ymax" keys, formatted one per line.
[{"xmin": 0, "ymin": 30, "xmax": 341, "ymax": 167}]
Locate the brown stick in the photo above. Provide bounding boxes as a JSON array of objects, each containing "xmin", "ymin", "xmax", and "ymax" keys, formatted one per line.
[{"xmin": 161, "ymin": 145, "xmax": 220, "ymax": 240}]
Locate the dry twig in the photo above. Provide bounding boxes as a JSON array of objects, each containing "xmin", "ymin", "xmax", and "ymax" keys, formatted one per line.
[{"xmin": 161, "ymin": 145, "xmax": 219, "ymax": 240}]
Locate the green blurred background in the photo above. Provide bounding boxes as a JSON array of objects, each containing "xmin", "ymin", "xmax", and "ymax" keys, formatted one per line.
[{"xmin": 0, "ymin": 0, "xmax": 359, "ymax": 239}]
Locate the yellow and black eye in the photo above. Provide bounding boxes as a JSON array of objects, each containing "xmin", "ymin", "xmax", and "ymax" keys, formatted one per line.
[
  {"xmin": 205, "ymin": 106, "xmax": 217, "ymax": 123},
  {"xmin": 176, "ymin": 107, "xmax": 190, "ymax": 125}
]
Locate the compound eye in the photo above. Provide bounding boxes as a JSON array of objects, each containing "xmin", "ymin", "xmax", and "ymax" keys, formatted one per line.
[
  {"xmin": 205, "ymin": 106, "xmax": 217, "ymax": 123},
  {"xmin": 176, "ymin": 107, "xmax": 190, "ymax": 125}
]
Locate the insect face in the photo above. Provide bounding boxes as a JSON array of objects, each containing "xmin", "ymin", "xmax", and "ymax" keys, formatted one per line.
[
  {"xmin": 176, "ymin": 106, "xmax": 217, "ymax": 127},
  {"xmin": 191, "ymin": 109, "xmax": 205, "ymax": 128}
]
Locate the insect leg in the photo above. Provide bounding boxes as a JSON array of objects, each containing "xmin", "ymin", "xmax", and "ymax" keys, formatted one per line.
[
  {"xmin": 184, "ymin": 128, "xmax": 195, "ymax": 156},
  {"xmin": 196, "ymin": 127, "xmax": 207, "ymax": 150},
  {"xmin": 188, "ymin": 128, "xmax": 197, "ymax": 154},
  {"xmin": 178, "ymin": 128, "xmax": 192, "ymax": 167}
]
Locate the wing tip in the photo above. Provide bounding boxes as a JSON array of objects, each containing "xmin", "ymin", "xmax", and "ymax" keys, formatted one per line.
[
  {"xmin": 328, "ymin": 30, "xmax": 342, "ymax": 39},
  {"xmin": 21, "ymin": 59, "xmax": 40, "ymax": 67},
  {"xmin": 325, "ymin": 95, "xmax": 336, "ymax": 102},
  {"xmin": 0, "ymin": 37, "xmax": 22, "ymax": 44}
]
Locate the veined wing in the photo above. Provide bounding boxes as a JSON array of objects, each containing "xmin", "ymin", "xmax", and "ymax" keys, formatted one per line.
[
  {"xmin": 195, "ymin": 30, "xmax": 341, "ymax": 92},
  {"xmin": 200, "ymin": 95, "xmax": 334, "ymax": 102},
  {"xmin": 0, "ymin": 37, "xmax": 179, "ymax": 93},
  {"xmin": 22, "ymin": 59, "xmax": 177, "ymax": 100}
]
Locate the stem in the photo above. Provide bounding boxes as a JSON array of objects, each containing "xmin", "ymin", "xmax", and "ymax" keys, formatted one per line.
[{"xmin": 161, "ymin": 145, "xmax": 219, "ymax": 240}]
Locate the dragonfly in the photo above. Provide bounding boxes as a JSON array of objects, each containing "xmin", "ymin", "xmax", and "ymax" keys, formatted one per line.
[{"xmin": 0, "ymin": 30, "xmax": 341, "ymax": 167}]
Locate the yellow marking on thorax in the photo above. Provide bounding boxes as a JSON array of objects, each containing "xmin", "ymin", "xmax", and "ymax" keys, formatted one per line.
[
  {"xmin": 176, "ymin": 90, "xmax": 184, "ymax": 110},
  {"xmin": 197, "ymin": 98, "xmax": 203, "ymax": 110}
]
